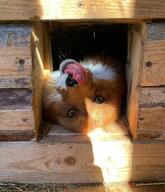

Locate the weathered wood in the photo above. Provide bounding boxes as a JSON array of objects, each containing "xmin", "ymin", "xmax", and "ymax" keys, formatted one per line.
[
  {"xmin": 32, "ymin": 22, "xmax": 44, "ymax": 138},
  {"xmin": 140, "ymin": 22, "xmax": 165, "ymax": 86},
  {"xmin": 0, "ymin": 24, "xmax": 33, "ymax": 88},
  {"xmin": 0, "ymin": 109, "xmax": 35, "ymax": 131},
  {"xmin": 136, "ymin": 87, "xmax": 165, "ymax": 140},
  {"xmin": 0, "ymin": 130, "xmax": 34, "ymax": 141},
  {"xmin": 0, "ymin": 24, "xmax": 32, "ymax": 47},
  {"xmin": 43, "ymin": 24, "xmax": 53, "ymax": 70},
  {"xmin": 127, "ymin": 25, "xmax": 142, "ymax": 138},
  {"xmin": 138, "ymin": 107, "xmax": 165, "ymax": 140},
  {"xmin": 139, "ymin": 87, "xmax": 165, "ymax": 108},
  {"xmin": 0, "ymin": 77, "xmax": 32, "ymax": 88},
  {"xmin": 0, "ymin": 48, "xmax": 32, "ymax": 76},
  {"xmin": 0, "ymin": 136, "xmax": 164, "ymax": 183},
  {"xmin": 0, "ymin": 0, "xmax": 165, "ymax": 21},
  {"xmin": 0, "ymin": 89, "xmax": 32, "ymax": 110}
]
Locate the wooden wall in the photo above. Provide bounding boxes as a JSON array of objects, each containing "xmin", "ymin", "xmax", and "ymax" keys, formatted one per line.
[
  {"xmin": 127, "ymin": 22, "xmax": 165, "ymax": 140},
  {"xmin": 0, "ymin": 23, "xmax": 44, "ymax": 140}
]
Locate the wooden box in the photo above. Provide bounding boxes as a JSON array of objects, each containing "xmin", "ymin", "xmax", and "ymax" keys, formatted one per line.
[{"xmin": 0, "ymin": 0, "xmax": 164, "ymax": 184}]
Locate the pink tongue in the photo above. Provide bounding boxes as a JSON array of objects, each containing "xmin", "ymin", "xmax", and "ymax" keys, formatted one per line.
[{"xmin": 63, "ymin": 63, "xmax": 86, "ymax": 85}]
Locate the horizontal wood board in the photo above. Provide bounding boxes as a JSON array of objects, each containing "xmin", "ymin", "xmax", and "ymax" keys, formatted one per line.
[
  {"xmin": 0, "ymin": 136, "xmax": 164, "ymax": 183},
  {"xmin": 0, "ymin": 0, "xmax": 165, "ymax": 21}
]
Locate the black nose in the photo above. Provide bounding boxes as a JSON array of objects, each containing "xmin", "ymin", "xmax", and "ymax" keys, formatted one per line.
[{"xmin": 66, "ymin": 74, "xmax": 78, "ymax": 87}]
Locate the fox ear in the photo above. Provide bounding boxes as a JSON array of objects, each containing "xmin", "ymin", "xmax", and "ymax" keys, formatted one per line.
[{"xmin": 59, "ymin": 59, "xmax": 77, "ymax": 74}]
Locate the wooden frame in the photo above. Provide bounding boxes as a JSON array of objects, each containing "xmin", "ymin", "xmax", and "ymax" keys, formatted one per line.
[
  {"xmin": 0, "ymin": 0, "xmax": 165, "ymax": 184},
  {"xmin": 0, "ymin": 0, "xmax": 165, "ymax": 21}
]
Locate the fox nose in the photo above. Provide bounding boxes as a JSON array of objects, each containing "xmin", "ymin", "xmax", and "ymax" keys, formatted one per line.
[{"xmin": 66, "ymin": 74, "xmax": 78, "ymax": 87}]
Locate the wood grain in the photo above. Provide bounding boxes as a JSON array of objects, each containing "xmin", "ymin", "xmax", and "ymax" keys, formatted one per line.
[
  {"xmin": 0, "ymin": 109, "xmax": 35, "ymax": 131},
  {"xmin": 0, "ymin": 89, "xmax": 32, "ymax": 110},
  {"xmin": 127, "ymin": 25, "xmax": 142, "ymax": 138},
  {"xmin": 0, "ymin": 137, "xmax": 164, "ymax": 183},
  {"xmin": 138, "ymin": 107, "xmax": 165, "ymax": 140},
  {"xmin": 140, "ymin": 40, "xmax": 165, "ymax": 86},
  {"xmin": 0, "ymin": 0, "xmax": 165, "ymax": 21},
  {"xmin": 0, "ymin": 48, "xmax": 32, "ymax": 76},
  {"xmin": 0, "ymin": 24, "xmax": 33, "ymax": 88},
  {"xmin": 0, "ymin": 24, "xmax": 32, "ymax": 47},
  {"xmin": 0, "ymin": 76, "xmax": 32, "ymax": 88},
  {"xmin": 137, "ymin": 87, "xmax": 165, "ymax": 140},
  {"xmin": 140, "ymin": 22, "xmax": 165, "ymax": 86},
  {"xmin": 0, "ymin": 130, "xmax": 34, "ymax": 141},
  {"xmin": 32, "ymin": 22, "xmax": 44, "ymax": 138}
]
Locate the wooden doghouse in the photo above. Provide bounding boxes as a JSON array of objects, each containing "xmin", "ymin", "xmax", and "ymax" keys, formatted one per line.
[{"xmin": 0, "ymin": 0, "xmax": 165, "ymax": 183}]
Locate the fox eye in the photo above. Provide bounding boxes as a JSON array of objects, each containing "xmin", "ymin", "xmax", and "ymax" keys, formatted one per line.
[
  {"xmin": 94, "ymin": 95, "xmax": 104, "ymax": 104},
  {"xmin": 67, "ymin": 108, "xmax": 77, "ymax": 118}
]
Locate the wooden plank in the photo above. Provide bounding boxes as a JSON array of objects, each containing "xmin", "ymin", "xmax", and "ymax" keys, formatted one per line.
[
  {"xmin": 43, "ymin": 24, "xmax": 53, "ymax": 70},
  {"xmin": 0, "ymin": 48, "xmax": 32, "ymax": 76},
  {"xmin": 140, "ymin": 40, "xmax": 165, "ymax": 86},
  {"xmin": 0, "ymin": 89, "xmax": 32, "ymax": 110},
  {"xmin": 0, "ymin": 24, "xmax": 33, "ymax": 88},
  {"xmin": 0, "ymin": 109, "xmax": 35, "ymax": 131},
  {"xmin": 0, "ymin": 0, "xmax": 165, "ymax": 21},
  {"xmin": 32, "ymin": 22, "xmax": 44, "ymax": 138},
  {"xmin": 138, "ymin": 107, "xmax": 165, "ymax": 140},
  {"xmin": 0, "ymin": 136, "xmax": 164, "ymax": 183},
  {"xmin": 140, "ymin": 22, "xmax": 165, "ymax": 86},
  {"xmin": 127, "ymin": 25, "xmax": 143, "ymax": 138},
  {"xmin": 0, "ymin": 130, "xmax": 34, "ymax": 141},
  {"xmin": 41, "ymin": 119, "xmax": 129, "ymax": 142},
  {"xmin": 136, "ymin": 87, "xmax": 165, "ymax": 140},
  {"xmin": 0, "ymin": 24, "xmax": 32, "ymax": 47},
  {"xmin": 0, "ymin": 76, "xmax": 32, "ymax": 88}
]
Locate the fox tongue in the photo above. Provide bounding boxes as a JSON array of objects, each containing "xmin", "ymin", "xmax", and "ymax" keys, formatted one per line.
[{"xmin": 63, "ymin": 63, "xmax": 86, "ymax": 85}]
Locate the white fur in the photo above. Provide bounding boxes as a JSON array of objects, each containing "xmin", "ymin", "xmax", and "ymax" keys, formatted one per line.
[
  {"xmin": 56, "ymin": 74, "xmax": 68, "ymax": 90},
  {"xmin": 81, "ymin": 58, "xmax": 116, "ymax": 81},
  {"xmin": 51, "ymin": 71, "xmax": 68, "ymax": 90}
]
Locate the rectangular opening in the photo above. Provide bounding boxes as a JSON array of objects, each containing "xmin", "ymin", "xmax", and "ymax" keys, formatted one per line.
[{"xmin": 41, "ymin": 21, "xmax": 129, "ymax": 139}]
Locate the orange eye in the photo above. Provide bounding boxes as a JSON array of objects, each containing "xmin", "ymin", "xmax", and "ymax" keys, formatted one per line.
[
  {"xmin": 94, "ymin": 95, "xmax": 104, "ymax": 104},
  {"xmin": 67, "ymin": 108, "xmax": 77, "ymax": 118}
]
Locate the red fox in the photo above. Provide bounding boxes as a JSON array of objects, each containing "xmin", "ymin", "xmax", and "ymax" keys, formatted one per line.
[{"xmin": 43, "ymin": 55, "xmax": 125, "ymax": 133}]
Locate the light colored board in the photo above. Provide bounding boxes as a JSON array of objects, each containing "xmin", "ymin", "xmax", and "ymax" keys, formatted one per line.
[
  {"xmin": 137, "ymin": 87, "xmax": 165, "ymax": 140},
  {"xmin": 0, "ymin": 48, "xmax": 32, "ymax": 76},
  {"xmin": 139, "ymin": 87, "xmax": 165, "ymax": 107},
  {"xmin": 127, "ymin": 25, "xmax": 142, "ymax": 138},
  {"xmin": 42, "ymin": 118, "xmax": 129, "ymax": 142},
  {"xmin": 138, "ymin": 107, "xmax": 165, "ymax": 140},
  {"xmin": 140, "ymin": 40, "xmax": 165, "ymax": 86},
  {"xmin": 32, "ymin": 22, "xmax": 44, "ymax": 138},
  {"xmin": 0, "ymin": 24, "xmax": 33, "ymax": 88},
  {"xmin": 0, "ymin": 0, "xmax": 165, "ymax": 21},
  {"xmin": 140, "ymin": 22, "xmax": 165, "ymax": 86},
  {"xmin": 0, "ymin": 109, "xmax": 35, "ymax": 131},
  {"xmin": 0, "ymin": 137, "xmax": 164, "ymax": 183}
]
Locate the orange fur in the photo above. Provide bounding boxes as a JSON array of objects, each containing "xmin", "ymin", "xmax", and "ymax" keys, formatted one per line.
[{"xmin": 43, "ymin": 56, "xmax": 125, "ymax": 133}]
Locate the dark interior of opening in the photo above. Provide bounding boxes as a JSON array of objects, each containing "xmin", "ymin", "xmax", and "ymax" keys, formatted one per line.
[{"xmin": 49, "ymin": 23, "xmax": 128, "ymax": 70}]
